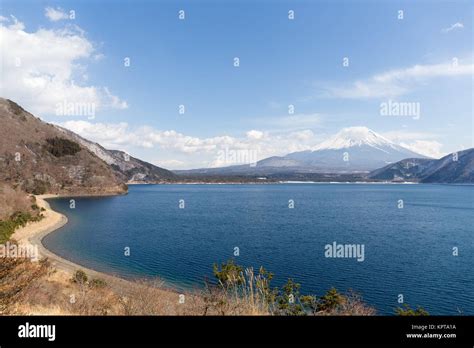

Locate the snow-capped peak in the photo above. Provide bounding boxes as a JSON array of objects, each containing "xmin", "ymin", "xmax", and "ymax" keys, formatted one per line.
[{"xmin": 312, "ymin": 126, "xmax": 398, "ymax": 151}]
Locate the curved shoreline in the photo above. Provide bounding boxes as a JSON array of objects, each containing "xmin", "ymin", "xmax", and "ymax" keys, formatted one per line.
[{"xmin": 11, "ymin": 195, "xmax": 152, "ymax": 289}]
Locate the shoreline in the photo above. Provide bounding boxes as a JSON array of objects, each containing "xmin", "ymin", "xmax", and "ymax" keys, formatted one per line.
[
  {"xmin": 11, "ymin": 194, "xmax": 173, "ymax": 293},
  {"xmin": 9, "ymin": 181, "xmax": 461, "ymax": 275},
  {"xmin": 129, "ymin": 181, "xmax": 421, "ymax": 185},
  {"xmin": 9, "ymin": 184, "xmax": 413, "ymax": 283}
]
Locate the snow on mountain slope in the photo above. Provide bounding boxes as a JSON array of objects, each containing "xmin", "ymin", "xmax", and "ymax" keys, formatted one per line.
[
  {"xmin": 176, "ymin": 127, "xmax": 430, "ymax": 175},
  {"xmin": 278, "ymin": 127, "xmax": 428, "ymax": 172},
  {"xmin": 312, "ymin": 127, "xmax": 407, "ymax": 152}
]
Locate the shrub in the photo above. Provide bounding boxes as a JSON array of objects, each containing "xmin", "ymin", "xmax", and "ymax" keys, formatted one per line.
[
  {"xmin": 274, "ymin": 278, "xmax": 305, "ymax": 315},
  {"xmin": 45, "ymin": 137, "xmax": 81, "ymax": 157},
  {"xmin": 0, "ymin": 211, "xmax": 43, "ymax": 244},
  {"xmin": 0, "ymin": 220, "xmax": 16, "ymax": 244},
  {"xmin": 213, "ymin": 259, "xmax": 244, "ymax": 286},
  {"xmin": 72, "ymin": 270, "xmax": 88, "ymax": 285},
  {"xmin": 29, "ymin": 180, "xmax": 50, "ymax": 195},
  {"xmin": 317, "ymin": 287, "xmax": 345, "ymax": 312},
  {"xmin": 207, "ymin": 260, "xmax": 376, "ymax": 316},
  {"xmin": 89, "ymin": 278, "xmax": 107, "ymax": 289},
  {"xmin": 10, "ymin": 211, "xmax": 33, "ymax": 227},
  {"xmin": 204, "ymin": 262, "xmax": 275, "ymax": 315},
  {"xmin": 395, "ymin": 304, "xmax": 429, "ymax": 316}
]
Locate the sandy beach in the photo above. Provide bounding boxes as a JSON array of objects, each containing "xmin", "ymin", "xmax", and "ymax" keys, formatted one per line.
[
  {"xmin": 11, "ymin": 195, "xmax": 157, "ymax": 290},
  {"xmin": 5, "ymin": 194, "xmax": 197, "ymax": 316}
]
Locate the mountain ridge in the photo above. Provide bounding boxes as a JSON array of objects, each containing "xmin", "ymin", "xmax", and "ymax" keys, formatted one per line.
[
  {"xmin": 178, "ymin": 126, "xmax": 428, "ymax": 175},
  {"xmin": 368, "ymin": 148, "xmax": 474, "ymax": 183},
  {"xmin": 2, "ymin": 98, "xmax": 471, "ymax": 185},
  {"xmin": 55, "ymin": 125, "xmax": 178, "ymax": 183},
  {"xmin": 0, "ymin": 98, "xmax": 126, "ymax": 195},
  {"xmin": 0, "ymin": 98, "xmax": 176, "ymax": 196}
]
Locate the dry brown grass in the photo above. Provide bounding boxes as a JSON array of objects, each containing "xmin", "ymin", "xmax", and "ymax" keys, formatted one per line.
[
  {"xmin": 197, "ymin": 267, "xmax": 271, "ymax": 315},
  {"xmin": 314, "ymin": 290, "xmax": 377, "ymax": 316},
  {"xmin": 0, "ymin": 253, "xmax": 376, "ymax": 316},
  {"xmin": 0, "ymin": 252, "xmax": 50, "ymax": 314},
  {"xmin": 0, "ymin": 184, "xmax": 33, "ymax": 220}
]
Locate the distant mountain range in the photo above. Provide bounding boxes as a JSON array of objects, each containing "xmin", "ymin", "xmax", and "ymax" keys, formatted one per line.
[
  {"xmin": 1, "ymin": 98, "xmax": 472, "ymax": 189},
  {"xmin": 369, "ymin": 148, "xmax": 474, "ymax": 183},
  {"xmin": 177, "ymin": 127, "xmax": 428, "ymax": 175},
  {"xmin": 176, "ymin": 126, "xmax": 473, "ymax": 183},
  {"xmin": 265, "ymin": 127, "xmax": 427, "ymax": 171}
]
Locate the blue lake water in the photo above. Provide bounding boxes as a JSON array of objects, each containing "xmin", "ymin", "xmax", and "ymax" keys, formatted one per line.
[{"xmin": 43, "ymin": 184, "xmax": 474, "ymax": 315}]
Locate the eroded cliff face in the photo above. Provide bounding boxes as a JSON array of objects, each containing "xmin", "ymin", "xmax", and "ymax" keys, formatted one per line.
[
  {"xmin": 0, "ymin": 98, "xmax": 127, "ymax": 196},
  {"xmin": 55, "ymin": 126, "xmax": 178, "ymax": 184}
]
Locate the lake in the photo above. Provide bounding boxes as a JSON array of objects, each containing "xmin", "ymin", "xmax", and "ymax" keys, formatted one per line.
[{"xmin": 44, "ymin": 184, "xmax": 474, "ymax": 315}]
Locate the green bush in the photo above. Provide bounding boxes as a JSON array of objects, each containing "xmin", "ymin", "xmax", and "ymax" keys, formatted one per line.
[
  {"xmin": 72, "ymin": 270, "xmax": 88, "ymax": 284},
  {"xmin": 395, "ymin": 304, "xmax": 429, "ymax": 316},
  {"xmin": 0, "ymin": 220, "xmax": 16, "ymax": 244},
  {"xmin": 0, "ymin": 211, "xmax": 44, "ymax": 243},
  {"xmin": 89, "ymin": 278, "xmax": 107, "ymax": 289},
  {"xmin": 213, "ymin": 259, "xmax": 244, "ymax": 286},
  {"xmin": 317, "ymin": 287, "xmax": 345, "ymax": 312},
  {"xmin": 274, "ymin": 278, "xmax": 305, "ymax": 315},
  {"xmin": 46, "ymin": 137, "xmax": 81, "ymax": 157},
  {"xmin": 212, "ymin": 260, "xmax": 375, "ymax": 316}
]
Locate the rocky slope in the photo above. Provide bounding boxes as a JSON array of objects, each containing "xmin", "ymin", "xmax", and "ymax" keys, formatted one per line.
[
  {"xmin": 0, "ymin": 98, "xmax": 127, "ymax": 195},
  {"xmin": 55, "ymin": 126, "xmax": 177, "ymax": 183}
]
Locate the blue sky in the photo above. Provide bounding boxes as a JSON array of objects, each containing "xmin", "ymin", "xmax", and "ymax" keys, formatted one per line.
[{"xmin": 1, "ymin": 0, "xmax": 473, "ymax": 168}]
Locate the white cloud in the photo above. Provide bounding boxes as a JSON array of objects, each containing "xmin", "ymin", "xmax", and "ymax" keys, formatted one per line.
[
  {"xmin": 45, "ymin": 7, "xmax": 69, "ymax": 22},
  {"xmin": 323, "ymin": 61, "xmax": 474, "ymax": 99},
  {"xmin": 104, "ymin": 87, "xmax": 128, "ymax": 109},
  {"xmin": 381, "ymin": 131, "xmax": 445, "ymax": 158},
  {"xmin": 442, "ymin": 22, "xmax": 464, "ymax": 33},
  {"xmin": 57, "ymin": 120, "xmax": 326, "ymax": 169},
  {"xmin": 3, "ymin": 15, "xmax": 24, "ymax": 30},
  {"xmin": 246, "ymin": 130, "xmax": 264, "ymax": 140},
  {"xmin": 381, "ymin": 131, "xmax": 438, "ymax": 142},
  {"xmin": 399, "ymin": 140, "xmax": 445, "ymax": 159},
  {"xmin": 58, "ymin": 120, "xmax": 449, "ymax": 167},
  {"xmin": 0, "ymin": 16, "xmax": 127, "ymax": 116}
]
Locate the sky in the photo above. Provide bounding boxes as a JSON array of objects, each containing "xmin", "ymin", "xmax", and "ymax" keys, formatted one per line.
[{"xmin": 1, "ymin": 0, "xmax": 473, "ymax": 169}]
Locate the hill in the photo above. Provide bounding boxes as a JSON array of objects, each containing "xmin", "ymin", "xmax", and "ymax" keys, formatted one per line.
[
  {"xmin": 56, "ymin": 126, "xmax": 178, "ymax": 183},
  {"xmin": 368, "ymin": 148, "xmax": 474, "ymax": 183},
  {"xmin": 0, "ymin": 98, "xmax": 126, "ymax": 195}
]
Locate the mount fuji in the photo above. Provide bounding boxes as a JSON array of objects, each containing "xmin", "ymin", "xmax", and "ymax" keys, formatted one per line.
[
  {"xmin": 177, "ymin": 127, "xmax": 428, "ymax": 175},
  {"xmin": 264, "ymin": 126, "xmax": 428, "ymax": 172}
]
